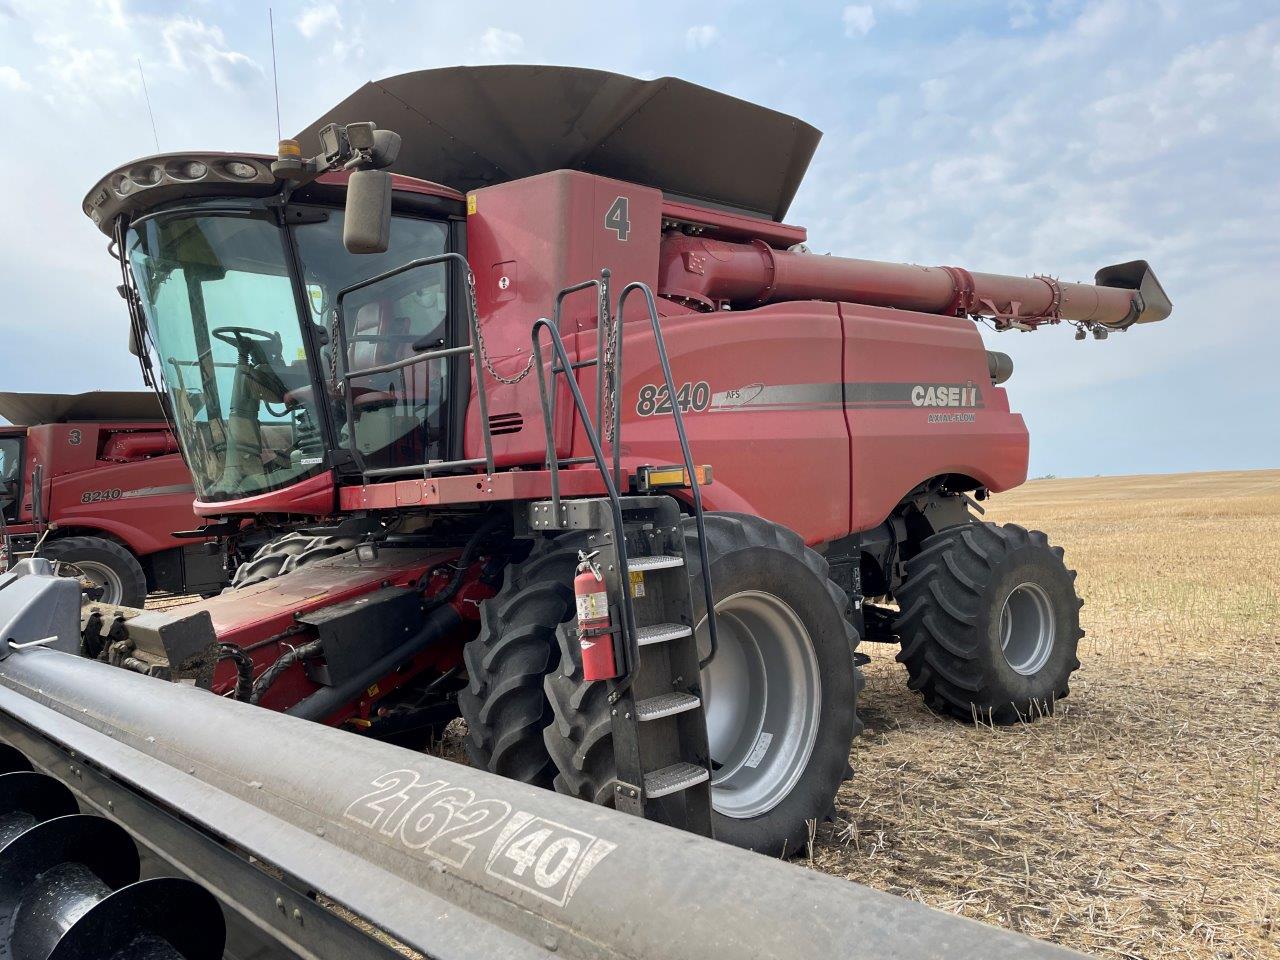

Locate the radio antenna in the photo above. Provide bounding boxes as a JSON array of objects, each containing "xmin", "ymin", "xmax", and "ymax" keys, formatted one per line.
[
  {"xmin": 136, "ymin": 59, "xmax": 160, "ymax": 152},
  {"xmin": 269, "ymin": 7, "xmax": 282, "ymax": 142}
]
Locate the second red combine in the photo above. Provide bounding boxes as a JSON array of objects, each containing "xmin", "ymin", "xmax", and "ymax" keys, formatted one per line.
[{"xmin": 76, "ymin": 65, "xmax": 1170, "ymax": 855}]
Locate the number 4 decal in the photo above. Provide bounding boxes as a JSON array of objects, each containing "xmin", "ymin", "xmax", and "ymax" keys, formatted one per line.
[{"xmin": 605, "ymin": 196, "xmax": 631, "ymax": 241}]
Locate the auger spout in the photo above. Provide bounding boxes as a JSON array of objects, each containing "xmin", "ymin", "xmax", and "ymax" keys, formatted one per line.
[{"xmin": 659, "ymin": 234, "xmax": 1171, "ymax": 331}]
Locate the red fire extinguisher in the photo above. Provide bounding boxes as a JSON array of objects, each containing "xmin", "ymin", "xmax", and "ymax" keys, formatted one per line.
[{"xmin": 574, "ymin": 550, "xmax": 619, "ymax": 681}]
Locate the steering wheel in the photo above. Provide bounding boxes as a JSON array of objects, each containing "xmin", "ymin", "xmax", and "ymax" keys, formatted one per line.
[{"xmin": 212, "ymin": 326, "xmax": 281, "ymax": 361}]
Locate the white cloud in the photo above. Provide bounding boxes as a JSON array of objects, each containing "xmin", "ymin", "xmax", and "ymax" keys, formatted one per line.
[
  {"xmin": 685, "ymin": 24, "xmax": 720, "ymax": 51},
  {"xmin": 33, "ymin": 34, "xmax": 138, "ymax": 105},
  {"xmin": 1008, "ymin": 0, "xmax": 1036, "ymax": 29},
  {"xmin": 0, "ymin": 66, "xmax": 28, "ymax": 91},
  {"xmin": 842, "ymin": 5, "xmax": 875, "ymax": 37},
  {"xmin": 478, "ymin": 26, "xmax": 524, "ymax": 60},
  {"xmin": 160, "ymin": 17, "xmax": 260, "ymax": 90},
  {"xmin": 297, "ymin": 3, "xmax": 342, "ymax": 40}
]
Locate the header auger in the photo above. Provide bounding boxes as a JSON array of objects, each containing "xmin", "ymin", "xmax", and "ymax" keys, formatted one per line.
[{"xmin": 0, "ymin": 64, "xmax": 1167, "ymax": 956}]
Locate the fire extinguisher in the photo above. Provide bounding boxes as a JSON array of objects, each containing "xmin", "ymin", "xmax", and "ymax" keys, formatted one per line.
[{"xmin": 574, "ymin": 550, "xmax": 619, "ymax": 681}]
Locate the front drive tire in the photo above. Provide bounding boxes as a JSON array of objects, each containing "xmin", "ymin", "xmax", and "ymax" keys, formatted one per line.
[
  {"xmin": 894, "ymin": 521, "xmax": 1084, "ymax": 722},
  {"xmin": 544, "ymin": 513, "xmax": 862, "ymax": 858},
  {"xmin": 42, "ymin": 536, "xmax": 147, "ymax": 607},
  {"xmin": 457, "ymin": 535, "xmax": 585, "ymax": 789},
  {"xmin": 227, "ymin": 531, "xmax": 358, "ymax": 590}
]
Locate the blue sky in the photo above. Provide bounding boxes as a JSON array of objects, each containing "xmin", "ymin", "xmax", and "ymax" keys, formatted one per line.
[{"xmin": 0, "ymin": 0, "xmax": 1275, "ymax": 477}]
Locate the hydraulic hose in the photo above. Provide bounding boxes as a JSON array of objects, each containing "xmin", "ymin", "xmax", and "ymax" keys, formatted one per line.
[
  {"xmin": 217, "ymin": 643, "xmax": 254, "ymax": 702},
  {"xmin": 285, "ymin": 603, "xmax": 462, "ymax": 723},
  {"xmin": 419, "ymin": 511, "xmax": 507, "ymax": 611}
]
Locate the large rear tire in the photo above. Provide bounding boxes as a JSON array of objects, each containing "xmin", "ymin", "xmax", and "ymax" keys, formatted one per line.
[
  {"xmin": 544, "ymin": 513, "xmax": 861, "ymax": 857},
  {"xmin": 894, "ymin": 521, "xmax": 1083, "ymax": 722},
  {"xmin": 227, "ymin": 531, "xmax": 357, "ymax": 590},
  {"xmin": 457, "ymin": 535, "xmax": 584, "ymax": 788},
  {"xmin": 42, "ymin": 536, "xmax": 147, "ymax": 607}
]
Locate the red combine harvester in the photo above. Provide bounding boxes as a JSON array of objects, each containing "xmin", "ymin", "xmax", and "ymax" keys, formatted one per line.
[
  {"xmin": 67, "ymin": 64, "xmax": 1172, "ymax": 849},
  {"xmin": 0, "ymin": 390, "xmax": 223, "ymax": 604},
  {"xmin": 56, "ymin": 65, "xmax": 1167, "ymax": 862}
]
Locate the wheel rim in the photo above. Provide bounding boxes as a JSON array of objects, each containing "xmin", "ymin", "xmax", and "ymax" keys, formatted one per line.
[
  {"xmin": 999, "ymin": 581, "xmax": 1055, "ymax": 675},
  {"xmin": 63, "ymin": 560, "xmax": 125, "ymax": 605},
  {"xmin": 696, "ymin": 591, "xmax": 821, "ymax": 820}
]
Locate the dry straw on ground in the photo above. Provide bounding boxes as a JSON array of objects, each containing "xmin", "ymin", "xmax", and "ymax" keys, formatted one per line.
[{"xmin": 811, "ymin": 470, "xmax": 1280, "ymax": 960}]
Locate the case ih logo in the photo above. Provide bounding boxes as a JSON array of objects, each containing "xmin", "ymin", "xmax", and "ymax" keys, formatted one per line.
[{"xmin": 910, "ymin": 382, "xmax": 981, "ymax": 408}]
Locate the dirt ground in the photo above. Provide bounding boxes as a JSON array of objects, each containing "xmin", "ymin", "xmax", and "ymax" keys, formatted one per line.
[{"xmin": 811, "ymin": 470, "xmax": 1280, "ymax": 959}]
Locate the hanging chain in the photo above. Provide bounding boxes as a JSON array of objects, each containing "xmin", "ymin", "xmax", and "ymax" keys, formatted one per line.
[
  {"xmin": 328, "ymin": 306, "xmax": 341, "ymax": 393},
  {"xmin": 599, "ymin": 281, "xmax": 620, "ymax": 444},
  {"xmin": 467, "ymin": 270, "xmax": 537, "ymax": 385}
]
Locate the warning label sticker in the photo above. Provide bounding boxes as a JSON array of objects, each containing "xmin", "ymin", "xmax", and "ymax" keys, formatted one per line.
[{"xmin": 745, "ymin": 731, "xmax": 773, "ymax": 769}]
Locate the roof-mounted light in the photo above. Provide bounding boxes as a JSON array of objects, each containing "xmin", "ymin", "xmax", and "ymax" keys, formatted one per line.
[
  {"xmin": 222, "ymin": 160, "xmax": 259, "ymax": 180},
  {"xmin": 167, "ymin": 160, "xmax": 208, "ymax": 181}
]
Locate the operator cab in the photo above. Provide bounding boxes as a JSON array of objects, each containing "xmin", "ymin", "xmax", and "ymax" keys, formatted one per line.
[
  {"xmin": 0, "ymin": 432, "xmax": 22, "ymax": 523},
  {"xmin": 116, "ymin": 175, "xmax": 465, "ymax": 503}
]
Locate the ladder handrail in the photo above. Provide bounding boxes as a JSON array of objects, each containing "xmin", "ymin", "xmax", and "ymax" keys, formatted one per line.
[
  {"xmin": 616, "ymin": 281, "xmax": 719, "ymax": 669},
  {"xmin": 531, "ymin": 318, "xmax": 642, "ymax": 689},
  {"xmin": 334, "ymin": 252, "xmax": 495, "ymax": 478},
  {"xmin": 541, "ymin": 271, "xmax": 612, "ymax": 494}
]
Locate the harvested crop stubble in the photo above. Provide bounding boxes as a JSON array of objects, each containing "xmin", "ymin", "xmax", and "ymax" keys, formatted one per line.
[{"xmin": 813, "ymin": 470, "xmax": 1280, "ymax": 960}]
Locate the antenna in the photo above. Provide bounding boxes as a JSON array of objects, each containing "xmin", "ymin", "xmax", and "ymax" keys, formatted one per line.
[
  {"xmin": 269, "ymin": 7, "xmax": 282, "ymax": 142},
  {"xmin": 137, "ymin": 59, "xmax": 160, "ymax": 153}
]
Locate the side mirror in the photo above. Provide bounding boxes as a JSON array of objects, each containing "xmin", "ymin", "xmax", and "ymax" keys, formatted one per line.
[
  {"xmin": 344, "ymin": 169, "xmax": 392, "ymax": 254},
  {"xmin": 128, "ymin": 324, "xmax": 142, "ymax": 357}
]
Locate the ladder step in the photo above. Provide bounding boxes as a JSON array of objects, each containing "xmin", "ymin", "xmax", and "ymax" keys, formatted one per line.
[
  {"xmin": 636, "ymin": 691, "xmax": 702, "ymax": 722},
  {"xmin": 635, "ymin": 623, "xmax": 693, "ymax": 647},
  {"xmin": 644, "ymin": 762, "xmax": 710, "ymax": 799},
  {"xmin": 627, "ymin": 555, "xmax": 684, "ymax": 571}
]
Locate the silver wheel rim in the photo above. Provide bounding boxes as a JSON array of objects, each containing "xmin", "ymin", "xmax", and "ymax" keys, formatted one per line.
[
  {"xmin": 999, "ymin": 581, "xmax": 1055, "ymax": 675},
  {"xmin": 63, "ymin": 560, "xmax": 125, "ymax": 605},
  {"xmin": 696, "ymin": 590, "xmax": 821, "ymax": 820}
]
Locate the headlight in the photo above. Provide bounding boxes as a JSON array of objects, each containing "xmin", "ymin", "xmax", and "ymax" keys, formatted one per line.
[
  {"xmin": 131, "ymin": 165, "xmax": 162, "ymax": 186},
  {"xmin": 223, "ymin": 160, "xmax": 258, "ymax": 180},
  {"xmin": 168, "ymin": 160, "xmax": 208, "ymax": 180}
]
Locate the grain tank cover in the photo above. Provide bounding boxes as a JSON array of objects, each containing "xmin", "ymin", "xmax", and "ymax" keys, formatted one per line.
[
  {"xmin": 295, "ymin": 65, "xmax": 821, "ymax": 222},
  {"xmin": 0, "ymin": 391, "xmax": 163, "ymax": 426}
]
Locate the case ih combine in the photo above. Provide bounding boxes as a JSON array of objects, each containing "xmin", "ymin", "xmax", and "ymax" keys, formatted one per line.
[
  {"xmin": 0, "ymin": 391, "xmax": 222, "ymax": 604},
  {"xmin": 0, "ymin": 66, "xmax": 1167, "ymax": 957}
]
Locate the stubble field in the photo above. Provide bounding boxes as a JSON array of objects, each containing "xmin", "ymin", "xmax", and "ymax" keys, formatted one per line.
[{"xmin": 811, "ymin": 470, "xmax": 1280, "ymax": 959}]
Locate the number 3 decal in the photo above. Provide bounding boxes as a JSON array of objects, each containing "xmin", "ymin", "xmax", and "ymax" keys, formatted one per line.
[{"xmin": 605, "ymin": 196, "xmax": 630, "ymax": 241}]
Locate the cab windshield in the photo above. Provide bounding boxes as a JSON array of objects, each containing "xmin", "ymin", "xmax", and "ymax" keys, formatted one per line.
[{"xmin": 126, "ymin": 205, "xmax": 450, "ymax": 501}]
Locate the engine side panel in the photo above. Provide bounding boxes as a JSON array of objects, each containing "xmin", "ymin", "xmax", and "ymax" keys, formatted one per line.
[
  {"xmin": 839, "ymin": 303, "xmax": 1029, "ymax": 530},
  {"xmin": 578, "ymin": 301, "xmax": 852, "ymax": 545}
]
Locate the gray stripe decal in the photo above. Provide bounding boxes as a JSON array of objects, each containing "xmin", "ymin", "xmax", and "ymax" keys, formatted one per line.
[
  {"xmin": 706, "ymin": 382, "xmax": 984, "ymax": 412},
  {"xmin": 120, "ymin": 483, "xmax": 196, "ymax": 499}
]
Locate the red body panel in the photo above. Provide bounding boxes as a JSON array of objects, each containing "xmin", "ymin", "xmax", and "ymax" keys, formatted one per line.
[
  {"xmin": 838, "ymin": 303, "xmax": 1028, "ymax": 528},
  {"xmin": 195, "ymin": 547, "xmax": 477, "ymax": 725},
  {"xmin": 193, "ymin": 470, "xmax": 336, "ymax": 519},
  {"xmin": 6, "ymin": 421, "xmax": 207, "ymax": 556},
  {"xmin": 464, "ymin": 171, "xmax": 663, "ymax": 468}
]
